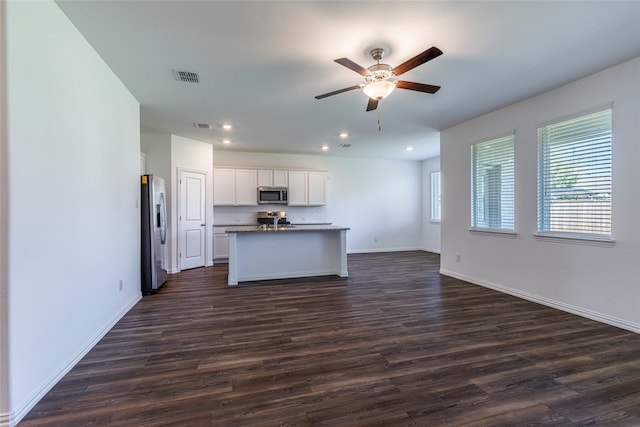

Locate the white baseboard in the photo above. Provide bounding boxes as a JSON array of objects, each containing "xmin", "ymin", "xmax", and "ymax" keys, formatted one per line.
[
  {"xmin": 421, "ymin": 246, "xmax": 441, "ymax": 254},
  {"xmin": 347, "ymin": 246, "xmax": 424, "ymax": 254},
  {"xmin": 440, "ymin": 269, "xmax": 640, "ymax": 334},
  {"xmin": 9, "ymin": 295, "xmax": 141, "ymax": 427}
]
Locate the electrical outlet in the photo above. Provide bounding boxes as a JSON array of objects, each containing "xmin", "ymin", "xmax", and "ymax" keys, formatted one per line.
[
  {"xmin": 456, "ymin": 254, "xmax": 461, "ymax": 263},
  {"xmin": 119, "ymin": 280, "xmax": 123, "ymax": 291}
]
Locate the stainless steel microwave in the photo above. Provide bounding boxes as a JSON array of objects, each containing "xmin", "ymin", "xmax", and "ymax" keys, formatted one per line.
[{"xmin": 257, "ymin": 187, "xmax": 288, "ymax": 205}]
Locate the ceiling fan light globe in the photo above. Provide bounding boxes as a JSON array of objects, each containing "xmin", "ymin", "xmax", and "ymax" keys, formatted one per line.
[{"xmin": 363, "ymin": 80, "xmax": 396, "ymax": 100}]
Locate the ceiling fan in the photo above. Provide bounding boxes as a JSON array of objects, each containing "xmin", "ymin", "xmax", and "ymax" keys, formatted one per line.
[{"xmin": 315, "ymin": 46, "xmax": 443, "ymax": 111}]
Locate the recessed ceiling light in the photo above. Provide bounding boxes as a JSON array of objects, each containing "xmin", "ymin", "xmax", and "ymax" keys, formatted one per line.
[
  {"xmin": 321, "ymin": 145, "xmax": 329, "ymax": 151},
  {"xmin": 222, "ymin": 139, "xmax": 231, "ymax": 144},
  {"xmin": 221, "ymin": 124, "xmax": 233, "ymax": 130},
  {"xmin": 406, "ymin": 146, "xmax": 414, "ymax": 152},
  {"xmin": 339, "ymin": 132, "xmax": 349, "ymax": 139}
]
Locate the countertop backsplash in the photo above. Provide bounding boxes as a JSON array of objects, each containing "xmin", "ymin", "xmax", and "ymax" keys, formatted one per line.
[{"xmin": 213, "ymin": 205, "xmax": 328, "ymax": 226}]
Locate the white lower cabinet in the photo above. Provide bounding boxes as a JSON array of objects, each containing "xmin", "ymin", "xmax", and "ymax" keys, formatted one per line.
[{"xmin": 213, "ymin": 227, "xmax": 229, "ymax": 260}]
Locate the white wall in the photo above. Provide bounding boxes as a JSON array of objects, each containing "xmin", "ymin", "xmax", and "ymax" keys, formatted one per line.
[
  {"xmin": 441, "ymin": 56, "xmax": 640, "ymax": 333},
  {"xmin": 140, "ymin": 133, "xmax": 171, "ymax": 181},
  {"xmin": 421, "ymin": 156, "xmax": 441, "ymax": 253},
  {"xmin": 3, "ymin": 2, "xmax": 141, "ymax": 425},
  {"xmin": 213, "ymin": 151, "xmax": 424, "ymax": 253},
  {"xmin": 0, "ymin": 2, "xmax": 9, "ymax": 424}
]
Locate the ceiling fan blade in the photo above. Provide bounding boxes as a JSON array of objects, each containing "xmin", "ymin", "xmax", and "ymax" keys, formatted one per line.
[
  {"xmin": 392, "ymin": 46, "xmax": 443, "ymax": 76},
  {"xmin": 396, "ymin": 80, "xmax": 441, "ymax": 94},
  {"xmin": 334, "ymin": 58, "xmax": 369, "ymax": 76},
  {"xmin": 315, "ymin": 85, "xmax": 362, "ymax": 99},
  {"xmin": 366, "ymin": 98, "xmax": 378, "ymax": 112}
]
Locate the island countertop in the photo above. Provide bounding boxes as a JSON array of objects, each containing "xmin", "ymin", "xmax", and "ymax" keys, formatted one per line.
[{"xmin": 225, "ymin": 224, "xmax": 350, "ymax": 233}]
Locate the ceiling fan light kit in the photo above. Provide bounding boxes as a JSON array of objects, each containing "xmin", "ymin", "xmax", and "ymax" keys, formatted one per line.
[
  {"xmin": 315, "ymin": 46, "xmax": 443, "ymax": 111},
  {"xmin": 363, "ymin": 80, "xmax": 396, "ymax": 100}
]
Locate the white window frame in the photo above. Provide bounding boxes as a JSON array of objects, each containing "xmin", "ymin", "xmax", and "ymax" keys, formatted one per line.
[
  {"xmin": 536, "ymin": 105, "xmax": 614, "ymax": 246},
  {"xmin": 430, "ymin": 171, "xmax": 441, "ymax": 223},
  {"xmin": 470, "ymin": 133, "xmax": 516, "ymax": 234}
]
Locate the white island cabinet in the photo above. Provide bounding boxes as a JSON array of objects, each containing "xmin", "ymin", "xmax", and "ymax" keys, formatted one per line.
[{"xmin": 225, "ymin": 225, "xmax": 349, "ymax": 285}]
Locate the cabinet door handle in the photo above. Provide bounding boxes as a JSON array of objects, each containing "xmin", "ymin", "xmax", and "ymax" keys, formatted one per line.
[{"xmin": 201, "ymin": 224, "xmax": 206, "ymax": 226}]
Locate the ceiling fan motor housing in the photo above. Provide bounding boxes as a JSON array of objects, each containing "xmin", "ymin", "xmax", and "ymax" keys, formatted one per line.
[{"xmin": 366, "ymin": 63, "xmax": 396, "ymax": 84}]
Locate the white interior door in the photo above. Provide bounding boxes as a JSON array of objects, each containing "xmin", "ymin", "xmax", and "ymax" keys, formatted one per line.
[{"xmin": 179, "ymin": 169, "xmax": 206, "ymax": 270}]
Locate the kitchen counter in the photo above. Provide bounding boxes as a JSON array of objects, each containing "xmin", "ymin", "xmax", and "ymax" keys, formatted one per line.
[
  {"xmin": 225, "ymin": 224, "xmax": 347, "ymax": 233},
  {"xmin": 214, "ymin": 222, "xmax": 333, "ymax": 228},
  {"xmin": 226, "ymin": 225, "xmax": 349, "ymax": 285}
]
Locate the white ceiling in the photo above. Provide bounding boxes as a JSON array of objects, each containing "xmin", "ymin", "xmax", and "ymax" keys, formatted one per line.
[{"xmin": 56, "ymin": 1, "xmax": 640, "ymax": 161}]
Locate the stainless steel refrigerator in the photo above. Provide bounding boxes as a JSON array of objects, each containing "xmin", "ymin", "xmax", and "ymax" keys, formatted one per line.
[{"xmin": 141, "ymin": 174, "xmax": 168, "ymax": 294}]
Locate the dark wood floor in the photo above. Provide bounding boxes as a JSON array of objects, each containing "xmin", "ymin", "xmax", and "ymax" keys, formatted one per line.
[{"xmin": 19, "ymin": 251, "xmax": 640, "ymax": 426}]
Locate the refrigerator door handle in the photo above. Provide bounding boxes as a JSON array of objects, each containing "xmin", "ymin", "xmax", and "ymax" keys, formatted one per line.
[{"xmin": 159, "ymin": 193, "xmax": 167, "ymax": 244}]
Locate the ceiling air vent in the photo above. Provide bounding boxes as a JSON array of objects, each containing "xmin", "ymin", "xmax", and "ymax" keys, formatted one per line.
[
  {"xmin": 194, "ymin": 123, "xmax": 212, "ymax": 129},
  {"xmin": 174, "ymin": 70, "xmax": 199, "ymax": 83},
  {"xmin": 338, "ymin": 143, "xmax": 351, "ymax": 148}
]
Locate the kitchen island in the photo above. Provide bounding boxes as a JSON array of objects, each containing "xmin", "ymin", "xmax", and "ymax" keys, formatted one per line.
[{"xmin": 225, "ymin": 225, "xmax": 349, "ymax": 285}]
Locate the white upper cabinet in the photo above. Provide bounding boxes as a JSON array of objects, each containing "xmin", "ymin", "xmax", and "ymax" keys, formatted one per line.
[
  {"xmin": 213, "ymin": 168, "xmax": 235, "ymax": 205},
  {"xmin": 273, "ymin": 170, "xmax": 288, "ymax": 187},
  {"xmin": 215, "ymin": 167, "xmax": 325, "ymax": 206},
  {"xmin": 234, "ymin": 169, "xmax": 258, "ymax": 205},
  {"xmin": 213, "ymin": 168, "xmax": 258, "ymax": 206},
  {"xmin": 257, "ymin": 170, "xmax": 273, "ymax": 187},
  {"xmin": 288, "ymin": 170, "xmax": 308, "ymax": 206},
  {"xmin": 308, "ymin": 171, "xmax": 327, "ymax": 206},
  {"xmin": 258, "ymin": 169, "xmax": 289, "ymax": 187}
]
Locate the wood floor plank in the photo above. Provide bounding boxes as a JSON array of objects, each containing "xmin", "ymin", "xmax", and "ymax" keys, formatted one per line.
[{"xmin": 17, "ymin": 251, "xmax": 640, "ymax": 426}]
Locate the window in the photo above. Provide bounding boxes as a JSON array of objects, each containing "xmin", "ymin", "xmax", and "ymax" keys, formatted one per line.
[
  {"xmin": 430, "ymin": 171, "xmax": 441, "ymax": 222},
  {"xmin": 537, "ymin": 107, "xmax": 612, "ymax": 239},
  {"xmin": 471, "ymin": 134, "xmax": 515, "ymax": 231}
]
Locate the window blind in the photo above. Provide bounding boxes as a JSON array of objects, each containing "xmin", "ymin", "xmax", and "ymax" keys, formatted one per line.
[
  {"xmin": 537, "ymin": 108, "xmax": 612, "ymax": 237},
  {"xmin": 471, "ymin": 135, "xmax": 515, "ymax": 231},
  {"xmin": 430, "ymin": 171, "xmax": 441, "ymax": 222}
]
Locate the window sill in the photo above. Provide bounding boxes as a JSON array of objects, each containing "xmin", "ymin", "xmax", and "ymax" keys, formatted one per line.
[
  {"xmin": 534, "ymin": 233, "xmax": 615, "ymax": 247},
  {"xmin": 469, "ymin": 228, "xmax": 517, "ymax": 238},
  {"xmin": 430, "ymin": 220, "xmax": 441, "ymax": 224}
]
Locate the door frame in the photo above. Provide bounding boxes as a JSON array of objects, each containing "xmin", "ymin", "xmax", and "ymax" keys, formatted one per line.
[{"xmin": 176, "ymin": 167, "xmax": 209, "ymax": 272}]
